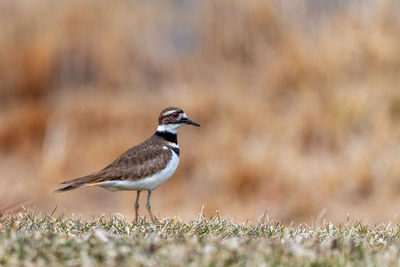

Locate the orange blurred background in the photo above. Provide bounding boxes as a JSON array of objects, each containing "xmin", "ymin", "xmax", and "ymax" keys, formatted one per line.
[{"xmin": 1, "ymin": 0, "xmax": 400, "ymax": 224}]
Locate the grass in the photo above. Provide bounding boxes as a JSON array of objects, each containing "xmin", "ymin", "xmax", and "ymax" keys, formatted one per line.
[{"xmin": 1, "ymin": 212, "xmax": 400, "ymax": 266}]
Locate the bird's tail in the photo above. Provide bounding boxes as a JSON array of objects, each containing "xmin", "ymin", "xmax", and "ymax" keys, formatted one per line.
[
  {"xmin": 54, "ymin": 183, "xmax": 87, "ymax": 193},
  {"xmin": 55, "ymin": 170, "xmax": 105, "ymax": 193}
]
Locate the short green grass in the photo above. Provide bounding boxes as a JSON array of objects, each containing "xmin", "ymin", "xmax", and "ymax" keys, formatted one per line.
[{"xmin": 1, "ymin": 211, "xmax": 400, "ymax": 266}]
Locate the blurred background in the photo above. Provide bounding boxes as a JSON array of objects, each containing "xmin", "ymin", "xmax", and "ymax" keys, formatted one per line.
[{"xmin": 1, "ymin": 0, "xmax": 400, "ymax": 224}]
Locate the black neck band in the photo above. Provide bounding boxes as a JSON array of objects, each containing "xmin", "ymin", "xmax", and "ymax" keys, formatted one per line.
[
  {"xmin": 155, "ymin": 131, "xmax": 178, "ymax": 144},
  {"xmin": 171, "ymin": 147, "xmax": 180, "ymax": 156}
]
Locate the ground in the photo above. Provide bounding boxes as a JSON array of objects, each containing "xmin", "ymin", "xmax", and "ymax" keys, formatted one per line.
[{"xmin": 0, "ymin": 212, "xmax": 399, "ymax": 266}]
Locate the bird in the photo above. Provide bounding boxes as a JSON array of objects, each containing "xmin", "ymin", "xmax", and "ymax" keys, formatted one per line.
[{"xmin": 55, "ymin": 106, "xmax": 200, "ymax": 223}]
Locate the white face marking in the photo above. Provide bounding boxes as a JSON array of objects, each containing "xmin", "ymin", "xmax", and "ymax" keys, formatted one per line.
[
  {"xmin": 96, "ymin": 150, "xmax": 180, "ymax": 191},
  {"xmin": 177, "ymin": 113, "xmax": 188, "ymax": 120}
]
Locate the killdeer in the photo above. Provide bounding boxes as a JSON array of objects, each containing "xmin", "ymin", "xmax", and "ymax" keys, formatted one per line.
[{"xmin": 56, "ymin": 107, "xmax": 200, "ymax": 223}]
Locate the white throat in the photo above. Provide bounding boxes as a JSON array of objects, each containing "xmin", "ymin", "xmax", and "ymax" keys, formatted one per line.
[{"xmin": 157, "ymin": 124, "xmax": 183, "ymax": 134}]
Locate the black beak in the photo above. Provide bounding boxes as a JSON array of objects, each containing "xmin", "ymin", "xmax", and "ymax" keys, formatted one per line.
[{"xmin": 183, "ymin": 118, "xmax": 200, "ymax": 127}]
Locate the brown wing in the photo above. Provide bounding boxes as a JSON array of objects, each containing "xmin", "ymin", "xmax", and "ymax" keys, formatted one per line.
[
  {"xmin": 99, "ymin": 141, "xmax": 172, "ymax": 181},
  {"xmin": 56, "ymin": 136, "xmax": 172, "ymax": 191}
]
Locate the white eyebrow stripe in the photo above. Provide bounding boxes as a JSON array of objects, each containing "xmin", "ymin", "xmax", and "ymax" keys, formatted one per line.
[{"xmin": 164, "ymin": 110, "xmax": 179, "ymax": 116}]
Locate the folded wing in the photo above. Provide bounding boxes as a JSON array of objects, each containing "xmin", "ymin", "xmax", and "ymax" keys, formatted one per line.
[{"xmin": 55, "ymin": 139, "xmax": 172, "ymax": 192}]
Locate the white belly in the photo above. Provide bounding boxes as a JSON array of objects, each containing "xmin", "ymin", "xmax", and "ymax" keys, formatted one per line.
[{"xmin": 97, "ymin": 151, "xmax": 179, "ymax": 191}]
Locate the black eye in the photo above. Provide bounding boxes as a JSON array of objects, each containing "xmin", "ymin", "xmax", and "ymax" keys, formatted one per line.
[{"xmin": 172, "ymin": 112, "xmax": 178, "ymax": 118}]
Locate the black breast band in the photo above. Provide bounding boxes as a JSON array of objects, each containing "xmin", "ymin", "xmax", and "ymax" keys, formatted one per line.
[
  {"xmin": 155, "ymin": 131, "xmax": 178, "ymax": 144},
  {"xmin": 171, "ymin": 147, "xmax": 180, "ymax": 156}
]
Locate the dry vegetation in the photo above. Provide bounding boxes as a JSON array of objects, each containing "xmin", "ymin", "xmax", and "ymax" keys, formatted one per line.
[
  {"xmin": 2, "ymin": 211, "xmax": 400, "ymax": 266},
  {"xmin": 1, "ymin": 0, "xmax": 400, "ymax": 224}
]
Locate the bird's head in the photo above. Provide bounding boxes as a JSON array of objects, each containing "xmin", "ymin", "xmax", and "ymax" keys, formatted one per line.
[{"xmin": 157, "ymin": 107, "xmax": 200, "ymax": 133}]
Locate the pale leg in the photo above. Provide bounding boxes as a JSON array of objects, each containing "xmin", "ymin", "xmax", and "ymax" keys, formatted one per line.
[
  {"xmin": 146, "ymin": 190, "xmax": 157, "ymax": 223},
  {"xmin": 135, "ymin": 191, "xmax": 141, "ymax": 222}
]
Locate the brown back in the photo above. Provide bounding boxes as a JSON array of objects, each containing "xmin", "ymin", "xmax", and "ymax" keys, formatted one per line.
[{"xmin": 61, "ymin": 134, "xmax": 174, "ymax": 186}]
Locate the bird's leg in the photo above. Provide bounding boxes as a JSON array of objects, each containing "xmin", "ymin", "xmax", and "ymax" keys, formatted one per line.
[
  {"xmin": 135, "ymin": 191, "xmax": 141, "ymax": 222},
  {"xmin": 146, "ymin": 190, "xmax": 157, "ymax": 223}
]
